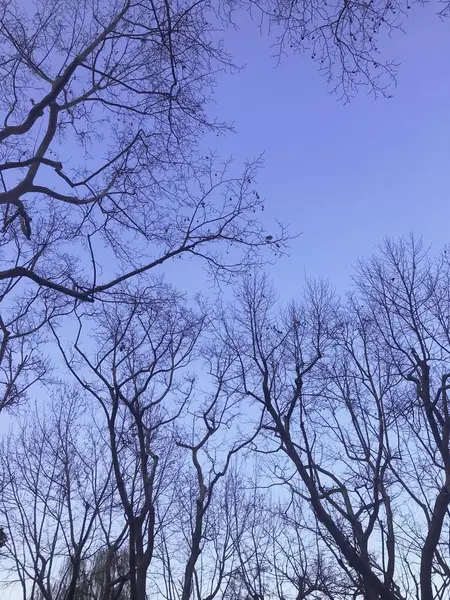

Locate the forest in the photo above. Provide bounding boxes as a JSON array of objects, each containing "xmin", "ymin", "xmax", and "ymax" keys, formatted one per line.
[{"xmin": 0, "ymin": 1, "xmax": 449, "ymax": 600}]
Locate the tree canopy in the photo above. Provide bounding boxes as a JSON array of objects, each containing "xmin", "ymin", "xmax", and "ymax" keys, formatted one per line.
[{"xmin": 0, "ymin": 1, "xmax": 449, "ymax": 600}]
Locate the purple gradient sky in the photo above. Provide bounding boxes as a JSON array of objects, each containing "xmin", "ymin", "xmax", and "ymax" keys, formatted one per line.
[
  {"xmin": 2, "ymin": 7, "xmax": 450, "ymax": 599},
  {"xmin": 205, "ymin": 4, "xmax": 450, "ymax": 298}
]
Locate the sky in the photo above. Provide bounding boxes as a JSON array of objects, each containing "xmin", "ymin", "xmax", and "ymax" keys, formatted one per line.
[
  {"xmin": 201, "ymin": 3, "xmax": 450, "ymax": 299},
  {"xmin": 2, "ymin": 4, "xmax": 450, "ymax": 599}
]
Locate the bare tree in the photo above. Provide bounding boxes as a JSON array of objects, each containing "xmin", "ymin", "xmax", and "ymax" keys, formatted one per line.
[
  {"xmin": 0, "ymin": 389, "xmax": 117, "ymax": 600},
  {"xmin": 44, "ymin": 548, "xmax": 131, "ymax": 600},
  {"xmin": 53, "ymin": 286, "xmax": 213, "ymax": 600},
  {"xmin": 52, "ymin": 280, "xmax": 269, "ymax": 600},
  {"xmin": 220, "ymin": 249, "xmax": 450, "ymax": 600},
  {"xmin": 0, "ymin": 0, "xmax": 291, "ymax": 413},
  {"xmin": 350, "ymin": 237, "xmax": 450, "ymax": 600},
  {"xmin": 9, "ymin": 236, "xmax": 450, "ymax": 600},
  {"xmin": 174, "ymin": 349, "xmax": 260, "ymax": 600},
  {"xmin": 158, "ymin": 467, "xmax": 245, "ymax": 600},
  {"xmin": 228, "ymin": 488, "xmax": 349, "ymax": 600},
  {"xmin": 1, "ymin": 0, "xmax": 448, "ymax": 411},
  {"xmin": 52, "ymin": 286, "xmax": 201, "ymax": 600}
]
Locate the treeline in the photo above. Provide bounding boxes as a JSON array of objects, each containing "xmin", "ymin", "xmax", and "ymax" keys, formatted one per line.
[{"xmin": 1, "ymin": 237, "xmax": 450, "ymax": 600}]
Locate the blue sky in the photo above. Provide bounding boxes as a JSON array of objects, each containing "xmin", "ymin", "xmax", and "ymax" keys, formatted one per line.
[
  {"xmin": 203, "ymin": 4, "xmax": 450, "ymax": 299},
  {"xmin": 1, "ymin": 6, "xmax": 450, "ymax": 599}
]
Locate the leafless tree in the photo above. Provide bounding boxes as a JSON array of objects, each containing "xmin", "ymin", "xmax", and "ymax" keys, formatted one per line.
[
  {"xmin": 158, "ymin": 467, "xmax": 245, "ymax": 600},
  {"xmin": 42, "ymin": 548, "xmax": 131, "ymax": 600},
  {"xmin": 1, "ymin": 0, "xmax": 448, "ymax": 411},
  {"xmin": 52, "ymin": 286, "xmax": 200, "ymax": 600},
  {"xmin": 0, "ymin": 0, "xmax": 291, "ymax": 412},
  {"xmin": 227, "ymin": 488, "xmax": 349, "ymax": 600},
  {"xmin": 219, "ymin": 246, "xmax": 450, "ymax": 600},
  {"xmin": 8, "ymin": 236, "xmax": 450, "ymax": 600},
  {"xmin": 0, "ymin": 389, "xmax": 117, "ymax": 600},
  {"xmin": 1, "ymin": 1, "xmax": 449, "ymax": 598},
  {"xmin": 350, "ymin": 237, "xmax": 450, "ymax": 600},
  {"xmin": 174, "ymin": 348, "xmax": 261, "ymax": 600},
  {"xmin": 51, "ymin": 280, "xmax": 270, "ymax": 600}
]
